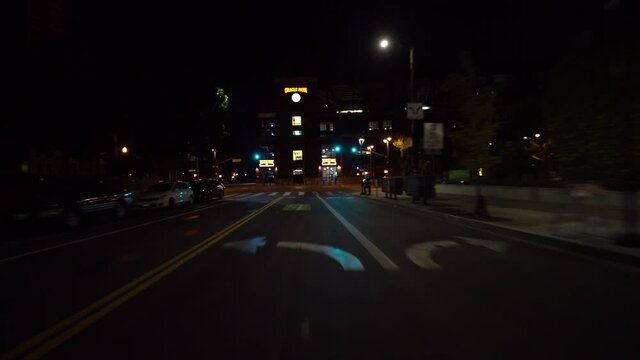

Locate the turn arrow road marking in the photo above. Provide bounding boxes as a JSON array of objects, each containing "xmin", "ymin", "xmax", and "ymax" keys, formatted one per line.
[{"xmin": 405, "ymin": 240, "xmax": 459, "ymax": 270}]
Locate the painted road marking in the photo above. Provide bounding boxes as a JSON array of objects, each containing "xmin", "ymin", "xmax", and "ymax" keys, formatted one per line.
[
  {"xmin": 283, "ymin": 192, "xmax": 291, "ymax": 196},
  {"xmin": 278, "ymin": 242, "xmax": 364, "ymax": 271},
  {"xmin": 225, "ymin": 193, "xmax": 239, "ymax": 198},
  {"xmin": 183, "ymin": 214, "xmax": 200, "ymax": 220},
  {"xmin": 268, "ymin": 192, "xmax": 278, "ymax": 196},
  {"xmin": 0, "ymin": 202, "xmax": 232, "ymax": 265},
  {"xmin": 298, "ymin": 191, "xmax": 304, "ymax": 196},
  {"xmin": 222, "ymin": 236, "xmax": 266, "ymax": 254},
  {"xmin": 405, "ymin": 240, "xmax": 459, "ymax": 270},
  {"xmin": 248, "ymin": 192, "xmax": 265, "ymax": 197},
  {"xmin": 2, "ymin": 197, "xmax": 284, "ymax": 360},
  {"xmin": 283, "ymin": 204, "xmax": 311, "ymax": 211},
  {"xmin": 235, "ymin": 193, "xmax": 250, "ymax": 198},
  {"xmin": 326, "ymin": 191, "xmax": 333, "ymax": 196},
  {"xmin": 313, "ymin": 192, "xmax": 399, "ymax": 271},
  {"xmin": 457, "ymin": 236, "xmax": 509, "ymax": 253}
]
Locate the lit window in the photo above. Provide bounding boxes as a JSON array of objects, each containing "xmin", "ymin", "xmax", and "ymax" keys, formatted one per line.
[
  {"xmin": 382, "ymin": 120, "xmax": 392, "ymax": 130},
  {"xmin": 292, "ymin": 130, "xmax": 302, "ymax": 136},
  {"xmin": 368, "ymin": 121, "xmax": 379, "ymax": 131},
  {"xmin": 292, "ymin": 150, "xmax": 303, "ymax": 161},
  {"xmin": 292, "ymin": 116, "xmax": 302, "ymax": 126},
  {"xmin": 320, "ymin": 122, "xmax": 334, "ymax": 131}
]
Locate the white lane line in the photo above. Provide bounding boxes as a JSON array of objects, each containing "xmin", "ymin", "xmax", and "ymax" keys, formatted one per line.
[
  {"xmin": 313, "ymin": 192, "xmax": 400, "ymax": 271},
  {"xmin": 235, "ymin": 193, "xmax": 250, "ymax": 198},
  {"xmin": 268, "ymin": 192, "xmax": 278, "ymax": 196},
  {"xmin": 0, "ymin": 202, "xmax": 232, "ymax": 264},
  {"xmin": 283, "ymin": 192, "xmax": 291, "ymax": 196},
  {"xmin": 298, "ymin": 191, "xmax": 304, "ymax": 196},
  {"xmin": 225, "ymin": 193, "xmax": 239, "ymax": 198}
]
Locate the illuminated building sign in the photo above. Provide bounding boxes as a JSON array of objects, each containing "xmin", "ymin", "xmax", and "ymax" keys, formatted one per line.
[
  {"xmin": 292, "ymin": 150, "xmax": 303, "ymax": 161},
  {"xmin": 321, "ymin": 158, "xmax": 337, "ymax": 166},
  {"xmin": 284, "ymin": 87, "xmax": 308, "ymax": 94},
  {"xmin": 259, "ymin": 159, "xmax": 275, "ymax": 168}
]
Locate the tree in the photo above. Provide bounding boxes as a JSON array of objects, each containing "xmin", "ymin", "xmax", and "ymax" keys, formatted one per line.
[
  {"xmin": 441, "ymin": 52, "xmax": 501, "ymax": 216},
  {"xmin": 543, "ymin": 37, "xmax": 640, "ymax": 244},
  {"xmin": 443, "ymin": 53, "xmax": 501, "ymax": 177}
]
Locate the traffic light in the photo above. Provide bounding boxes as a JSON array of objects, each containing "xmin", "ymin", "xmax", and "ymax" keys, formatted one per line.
[
  {"xmin": 253, "ymin": 153, "xmax": 260, "ymax": 160},
  {"xmin": 335, "ymin": 145, "xmax": 341, "ymax": 152},
  {"xmin": 351, "ymin": 146, "xmax": 357, "ymax": 153}
]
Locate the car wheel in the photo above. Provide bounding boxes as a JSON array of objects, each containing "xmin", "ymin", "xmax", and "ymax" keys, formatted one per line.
[
  {"xmin": 168, "ymin": 198, "xmax": 176, "ymax": 208},
  {"xmin": 114, "ymin": 203, "xmax": 127, "ymax": 219},
  {"xmin": 65, "ymin": 210, "xmax": 81, "ymax": 229}
]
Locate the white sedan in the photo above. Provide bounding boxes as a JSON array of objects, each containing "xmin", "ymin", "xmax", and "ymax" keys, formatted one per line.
[{"xmin": 135, "ymin": 182, "xmax": 194, "ymax": 209}]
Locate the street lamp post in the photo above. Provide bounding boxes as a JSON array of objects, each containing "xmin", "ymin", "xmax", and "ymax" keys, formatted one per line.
[
  {"xmin": 367, "ymin": 145, "xmax": 374, "ymax": 178},
  {"xmin": 380, "ymin": 38, "xmax": 418, "ymax": 174},
  {"xmin": 358, "ymin": 138, "xmax": 365, "ymax": 177},
  {"xmin": 383, "ymin": 137, "xmax": 392, "ymax": 166}
]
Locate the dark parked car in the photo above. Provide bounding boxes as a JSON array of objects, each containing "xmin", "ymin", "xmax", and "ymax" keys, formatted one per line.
[
  {"xmin": 190, "ymin": 179, "xmax": 225, "ymax": 202},
  {"xmin": 4, "ymin": 177, "xmax": 133, "ymax": 229}
]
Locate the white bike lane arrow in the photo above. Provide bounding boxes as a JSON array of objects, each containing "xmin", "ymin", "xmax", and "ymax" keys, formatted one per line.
[
  {"xmin": 222, "ymin": 237, "xmax": 365, "ymax": 271},
  {"xmin": 405, "ymin": 236, "xmax": 509, "ymax": 270}
]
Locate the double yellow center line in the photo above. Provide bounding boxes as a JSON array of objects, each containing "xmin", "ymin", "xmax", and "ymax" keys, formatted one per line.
[{"xmin": 3, "ymin": 196, "xmax": 283, "ymax": 360}]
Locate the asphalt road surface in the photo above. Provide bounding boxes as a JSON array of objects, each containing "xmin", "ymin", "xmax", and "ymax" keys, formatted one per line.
[{"xmin": 2, "ymin": 184, "xmax": 639, "ymax": 359}]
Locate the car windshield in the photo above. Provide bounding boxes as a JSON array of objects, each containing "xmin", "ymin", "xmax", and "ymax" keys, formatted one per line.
[
  {"xmin": 147, "ymin": 183, "xmax": 172, "ymax": 192},
  {"xmin": 12, "ymin": 2, "xmax": 640, "ymax": 360}
]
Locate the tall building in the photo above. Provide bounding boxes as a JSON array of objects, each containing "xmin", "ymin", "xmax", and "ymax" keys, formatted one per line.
[{"xmin": 255, "ymin": 78, "xmax": 411, "ymax": 184}]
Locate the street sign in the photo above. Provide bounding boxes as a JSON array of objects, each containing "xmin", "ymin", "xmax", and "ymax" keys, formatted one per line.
[
  {"xmin": 407, "ymin": 102, "xmax": 424, "ymax": 119},
  {"xmin": 423, "ymin": 122, "xmax": 444, "ymax": 150}
]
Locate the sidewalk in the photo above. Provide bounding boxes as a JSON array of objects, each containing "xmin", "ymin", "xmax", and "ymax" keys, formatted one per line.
[{"xmin": 343, "ymin": 184, "xmax": 640, "ymax": 264}]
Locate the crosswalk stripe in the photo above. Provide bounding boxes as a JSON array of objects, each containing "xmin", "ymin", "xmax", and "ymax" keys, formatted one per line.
[
  {"xmin": 298, "ymin": 191, "xmax": 304, "ymax": 196},
  {"xmin": 235, "ymin": 193, "xmax": 250, "ymax": 198},
  {"xmin": 283, "ymin": 192, "xmax": 291, "ymax": 196},
  {"xmin": 268, "ymin": 192, "xmax": 278, "ymax": 196},
  {"xmin": 225, "ymin": 193, "xmax": 239, "ymax": 198}
]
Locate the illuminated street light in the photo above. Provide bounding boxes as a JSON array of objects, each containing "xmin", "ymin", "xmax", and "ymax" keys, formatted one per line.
[
  {"xmin": 121, "ymin": 146, "xmax": 128, "ymax": 154},
  {"xmin": 383, "ymin": 137, "xmax": 392, "ymax": 165},
  {"xmin": 535, "ymin": 133, "xmax": 541, "ymax": 138},
  {"xmin": 378, "ymin": 37, "xmax": 417, "ymax": 173}
]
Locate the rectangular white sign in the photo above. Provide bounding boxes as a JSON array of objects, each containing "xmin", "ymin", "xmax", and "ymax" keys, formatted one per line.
[
  {"xmin": 423, "ymin": 123, "xmax": 444, "ymax": 150},
  {"xmin": 407, "ymin": 102, "xmax": 424, "ymax": 119}
]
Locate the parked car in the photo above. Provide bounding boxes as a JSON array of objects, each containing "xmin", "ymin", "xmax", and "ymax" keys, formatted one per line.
[
  {"xmin": 135, "ymin": 182, "xmax": 194, "ymax": 209},
  {"xmin": 190, "ymin": 179, "xmax": 225, "ymax": 202},
  {"xmin": 5, "ymin": 177, "xmax": 133, "ymax": 229}
]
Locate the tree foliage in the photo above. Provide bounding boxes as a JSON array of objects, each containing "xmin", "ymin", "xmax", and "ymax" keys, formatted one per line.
[
  {"xmin": 442, "ymin": 52, "xmax": 501, "ymax": 177},
  {"xmin": 543, "ymin": 46, "xmax": 640, "ymax": 190}
]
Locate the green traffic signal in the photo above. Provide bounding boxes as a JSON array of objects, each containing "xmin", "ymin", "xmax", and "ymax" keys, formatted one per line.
[{"xmin": 351, "ymin": 147, "xmax": 357, "ymax": 153}]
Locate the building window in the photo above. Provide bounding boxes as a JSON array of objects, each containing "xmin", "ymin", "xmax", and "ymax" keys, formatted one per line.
[
  {"xmin": 382, "ymin": 120, "xmax": 392, "ymax": 130},
  {"xmin": 320, "ymin": 122, "xmax": 334, "ymax": 132},
  {"xmin": 368, "ymin": 121, "xmax": 379, "ymax": 131},
  {"xmin": 292, "ymin": 150, "xmax": 303, "ymax": 161},
  {"xmin": 292, "ymin": 116, "xmax": 302, "ymax": 126},
  {"xmin": 292, "ymin": 130, "xmax": 302, "ymax": 136}
]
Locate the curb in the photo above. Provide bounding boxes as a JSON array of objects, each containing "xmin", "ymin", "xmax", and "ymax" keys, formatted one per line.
[{"xmin": 357, "ymin": 191, "xmax": 640, "ymax": 269}]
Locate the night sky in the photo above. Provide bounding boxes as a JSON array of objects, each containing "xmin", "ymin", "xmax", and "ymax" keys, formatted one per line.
[{"xmin": 23, "ymin": 0, "xmax": 599, "ymax": 159}]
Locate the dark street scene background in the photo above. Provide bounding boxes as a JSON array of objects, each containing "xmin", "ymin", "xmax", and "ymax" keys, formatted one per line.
[{"xmin": 3, "ymin": 0, "xmax": 639, "ymax": 358}]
